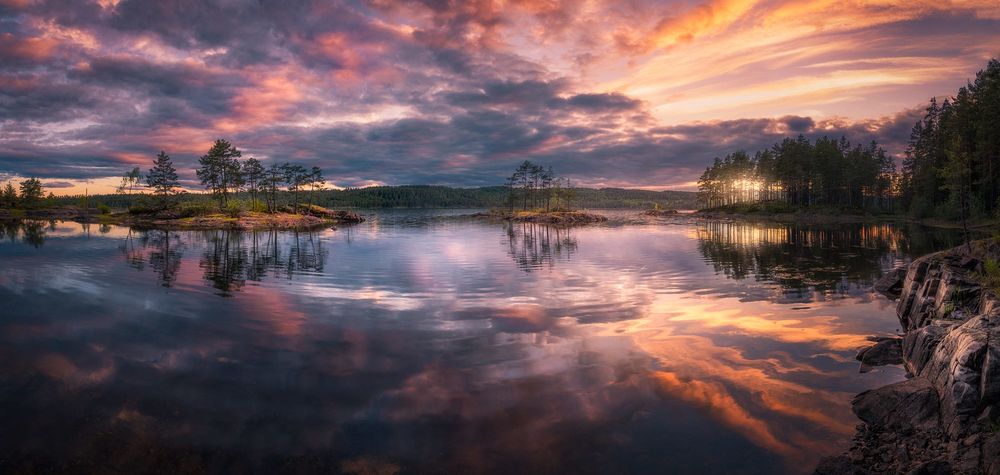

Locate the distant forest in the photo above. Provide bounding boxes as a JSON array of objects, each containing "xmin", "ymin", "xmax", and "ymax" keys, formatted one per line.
[
  {"xmin": 697, "ymin": 136, "xmax": 894, "ymax": 210},
  {"xmin": 48, "ymin": 185, "xmax": 699, "ymax": 210}
]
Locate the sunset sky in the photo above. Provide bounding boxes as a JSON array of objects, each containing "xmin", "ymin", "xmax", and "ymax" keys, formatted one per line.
[{"xmin": 1, "ymin": 0, "xmax": 999, "ymax": 194}]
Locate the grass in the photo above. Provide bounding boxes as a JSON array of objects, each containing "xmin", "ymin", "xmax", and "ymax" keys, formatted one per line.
[{"xmin": 978, "ymin": 258, "xmax": 1000, "ymax": 295}]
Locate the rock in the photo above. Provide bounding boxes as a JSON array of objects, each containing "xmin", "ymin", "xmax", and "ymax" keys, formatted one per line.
[
  {"xmin": 875, "ymin": 267, "xmax": 908, "ymax": 300},
  {"xmin": 897, "ymin": 259, "xmax": 933, "ymax": 330},
  {"xmin": 920, "ymin": 317, "xmax": 991, "ymax": 437},
  {"xmin": 905, "ymin": 460, "xmax": 951, "ymax": 475},
  {"xmin": 857, "ymin": 337, "xmax": 903, "ymax": 369},
  {"xmin": 959, "ymin": 256, "xmax": 983, "ymax": 272},
  {"xmin": 982, "ymin": 433, "xmax": 1000, "ymax": 475},
  {"xmin": 819, "ymin": 240, "xmax": 1000, "ymax": 475},
  {"xmin": 852, "ymin": 377, "xmax": 940, "ymax": 431},
  {"xmin": 981, "ymin": 326, "xmax": 1000, "ymax": 406},
  {"xmin": 903, "ymin": 323, "xmax": 951, "ymax": 376},
  {"xmin": 283, "ymin": 205, "xmax": 365, "ymax": 223},
  {"xmin": 814, "ymin": 455, "xmax": 871, "ymax": 475},
  {"xmin": 955, "ymin": 445, "xmax": 980, "ymax": 473},
  {"xmin": 480, "ymin": 210, "xmax": 608, "ymax": 225},
  {"xmin": 641, "ymin": 209, "xmax": 678, "ymax": 217}
]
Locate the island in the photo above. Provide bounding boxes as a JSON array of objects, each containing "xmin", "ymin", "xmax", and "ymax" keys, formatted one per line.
[
  {"xmin": 472, "ymin": 209, "xmax": 608, "ymax": 225},
  {"xmin": 0, "ymin": 204, "xmax": 364, "ymax": 230}
]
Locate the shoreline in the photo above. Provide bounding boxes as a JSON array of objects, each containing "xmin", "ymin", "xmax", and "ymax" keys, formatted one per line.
[
  {"xmin": 0, "ymin": 207, "xmax": 365, "ymax": 230},
  {"xmin": 2, "ymin": 206, "xmax": 987, "ymax": 232},
  {"xmin": 695, "ymin": 209, "xmax": 999, "ymax": 230},
  {"xmin": 816, "ymin": 240, "xmax": 1000, "ymax": 474}
]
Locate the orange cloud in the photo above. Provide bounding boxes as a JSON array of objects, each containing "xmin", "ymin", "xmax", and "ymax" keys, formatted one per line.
[{"xmin": 0, "ymin": 33, "xmax": 59, "ymax": 62}]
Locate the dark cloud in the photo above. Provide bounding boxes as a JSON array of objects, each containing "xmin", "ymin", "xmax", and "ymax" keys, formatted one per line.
[
  {"xmin": 0, "ymin": 74, "xmax": 98, "ymax": 120},
  {"xmin": 566, "ymin": 93, "xmax": 641, "ymax": 111},
  {"xmin": 0, "ymin": 0, "xmax": 979, "ymax": 190},
  {"xmin": 782, "ymin": 116, "xmax": 814, "ymax": 133},
  {"xmin": 41, "ymin": 180, "xmax": 74, "ymax": 188}
]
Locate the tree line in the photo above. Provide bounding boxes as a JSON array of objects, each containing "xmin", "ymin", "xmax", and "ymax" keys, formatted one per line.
[
  {"xmin": 899, "ymin": 58, "xmax": 1000, "ymax": 224},
  {"xmin": 697, "ymin": 136, "xmax": 895, "ymax": 209},
  {"xmin": 128, "ymin": 139, "xmax": 326, "ymax": 213},
  {"xmin": 0, "ymin": 178, "xmax": 47, "ymax": 209},
  {"xmin": 696, "ymin": 57, "xmax": 1000, "ymax": 222}
]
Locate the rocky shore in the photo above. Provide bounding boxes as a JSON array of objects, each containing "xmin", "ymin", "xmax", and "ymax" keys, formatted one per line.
[
  {"xmin": 816, "ymin": 240, "xmax": 1000, "ymax": 475},
  {"xmin": 0, "ymin": 207, "xmax": 104, "ymax": 221},
  {"xmin": 641, "ymin": 209, "xmax": 679, "ymax": 217},
  {"xmin": 0, "ymin": 206, "xmax": 365, "ymax": 230}
]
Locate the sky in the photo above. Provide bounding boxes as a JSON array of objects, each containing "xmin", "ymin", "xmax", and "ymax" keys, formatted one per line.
[{"xmin": 1, "ymin": 0, "xmax": 999, "ymax": 195}]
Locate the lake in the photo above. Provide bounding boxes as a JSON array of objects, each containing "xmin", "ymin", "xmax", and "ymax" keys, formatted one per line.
[{"xmin": 0, "ymin": 212, "xmax": 969, "ymax": 474}]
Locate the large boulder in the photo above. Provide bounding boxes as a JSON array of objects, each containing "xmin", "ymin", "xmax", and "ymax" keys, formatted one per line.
[
  {"xmin": 919, "ymin": 316, "xmax": 993, "ymax": 437},
  {"xmin": 903, "ymin": 323, "xmax": 952, "ymax": 376},
  {"xmin": 856, "ymin": 337, "xmax": 903, "ymax": 371},
  {"xmin": 852, "ymin": 377, "xmax": 940, "ymax": 431},
  {"xmin": 874, "ymin": 267, "xmax": 907, "ymax": 300}
]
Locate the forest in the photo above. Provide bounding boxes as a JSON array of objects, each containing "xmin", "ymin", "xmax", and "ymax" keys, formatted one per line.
[
  {"xmin": 899, "ymin": 59, "xmax": 1000, "ymax": 220},
  {"xmin": 31, "ymin": 185, "xmax": 698, "ymax": 211},
  {"xmin": 697, "ymin": 58, "xmax": 1000, "ymax": 221},
  {"xmin": 696, "ymin": 136, "xmax": 895, "ymax": 210}
]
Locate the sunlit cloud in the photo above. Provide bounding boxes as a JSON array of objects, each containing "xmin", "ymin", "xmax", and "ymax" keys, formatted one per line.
[{"xmin": 0, "ymin": 0, "xmax": 997, "ymax": 193}]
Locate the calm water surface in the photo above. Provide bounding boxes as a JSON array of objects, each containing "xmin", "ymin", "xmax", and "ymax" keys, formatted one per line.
[{"xmin": 0, "ymin": 212, "xmax": 969, "ymax": 474}]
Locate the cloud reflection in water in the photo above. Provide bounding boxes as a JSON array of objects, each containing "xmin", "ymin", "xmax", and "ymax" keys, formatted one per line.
[{"xmin": 0, "ymin": 216, "xmax": 970, "ymax": 473}]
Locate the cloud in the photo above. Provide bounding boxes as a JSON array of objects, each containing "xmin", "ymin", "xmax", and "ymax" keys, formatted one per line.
[
  {"xmin": 0, "ymin": 0, "xmax": 997, "ymax": 193},
  {"xmin": 41, "ymin": 180, "xmax": 74, "ymax": 188}
]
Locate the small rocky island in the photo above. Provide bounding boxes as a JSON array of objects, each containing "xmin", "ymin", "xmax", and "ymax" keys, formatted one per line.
[
  {"xmin": 816, "ymin": 240, "xmax": 1000, "ymax": 474},
  {"xmin": 123, "ymin": 204, "xmax": 364, "ymax": 230},
  {"xmin": 0, "ymin": 204, "xmax": 364, "ymax": 230},
  {"xmin": 641, "ymin": 208, "xmax": 679, "ymax": 217},
  {"xmin": 473, "ymin": 209, "xmax": 608, "ymax": 225}
]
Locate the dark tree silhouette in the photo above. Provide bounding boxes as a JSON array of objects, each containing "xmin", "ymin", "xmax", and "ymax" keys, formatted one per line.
[
  {"xmin": 18, "ymin": 178, "xmax": 43, "ymax": 208},
  {"xmin": 197, "ymin": 139, "xmax": 243, "ymax": 208},
  {"xmin": 146, "ymin": 151, "xmax": 180, "ymax": 202}
]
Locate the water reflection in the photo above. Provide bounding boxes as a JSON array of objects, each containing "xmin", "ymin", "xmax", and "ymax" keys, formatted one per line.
[
  {"xmin": 1, "ymin": 219, "xmax": 50, "ymax": 247},
  {"xmin": 0, "ymin": 218, "xmax": 971, "ymax": 474},
  {"xmin": 695, "ymin": 221, "xmax": 968, "ymax": 298},
  {"xmin": 119, "ymin": 228, "xmax": 329, "ymax": 295},
  {"xmin": 504, "ymin": 222, "xmax": 578, "ymax": 271}
]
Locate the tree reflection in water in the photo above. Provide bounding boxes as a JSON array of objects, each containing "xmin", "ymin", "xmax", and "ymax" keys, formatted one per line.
[
  {"xmin": 695, "ymin": 221, "xmax": 969, "ymax": 297},
  {"xmin": 120, "ymin": 229, "xmax": 183, "ymax": 286},
  {"xmin": 147, "ymin": 231, "xmax": 182, "ymax": 287},
  {"xmin": 200, "ymin": 230, "xmax": 328, "ymax": 295},
  {"xmin": 504, "ymin": 221, "xmax": 578, "ymax": 272},
  {"xmin": 120, "ymin": 228, "xmax": 328, "ymax": 295},
  {"xmin": 1, "ymin": 220, "xmax": 49, "ymax": 248}
]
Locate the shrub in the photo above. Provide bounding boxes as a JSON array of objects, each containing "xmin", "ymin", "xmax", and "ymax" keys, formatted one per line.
[
  {"xmin": 979, "ymin": 259, "xmax": 1000, "ymax": 295},
  {"xmin": 177, "ymin": 202, "xmax": 216, "ymax": 218},
  {"xmin": 249, "ymin": 200, "xmax": 268, "ymax": 213},
  {"xmin": 224, "ymin": 201, "xmax": 244, "ymax": 218},
  {"xmin": 128, "ymin": 203, "xmax": 157, "ymax": 214},
  {"xmin": 97, "ymin": 204, "xmax": 111, "ymax": 215}
]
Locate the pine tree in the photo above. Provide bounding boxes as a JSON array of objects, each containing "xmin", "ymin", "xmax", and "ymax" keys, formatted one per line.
[
  {"xmin": 280, "ymin": 163, "xmax": 309, "ymax": 212},
  {"xmin": 1, "ymin": 181, "xmax": 17, "ymax": 208},
  {"xmin": 146, "ymin": 151, "xmax": 180, "ymax": 201},
  {"xmin": 197, "ymin": 139, "xmax": 243, "ymax": 208},
  {"xmin": 243, "ymin": 157, "xmax": 264, "ymax": 210},
  {"xmin": 18, "ymin": 178, "xmax": 43, "ymax": 208},
  {"xmin": 308, "ymin": 166, "xmax": 325, "ymax": 207}
]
